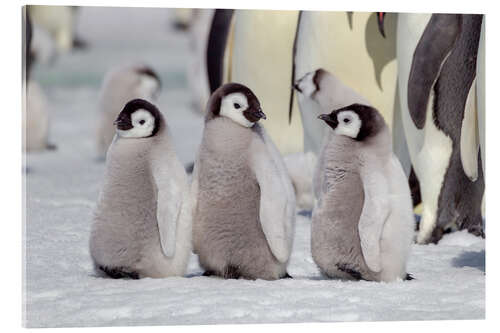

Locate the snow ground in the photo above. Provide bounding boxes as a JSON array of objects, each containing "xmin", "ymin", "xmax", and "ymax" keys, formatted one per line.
[{"xmin": 23, "ymin": 7, "xmax": 485, "ymax": 328}]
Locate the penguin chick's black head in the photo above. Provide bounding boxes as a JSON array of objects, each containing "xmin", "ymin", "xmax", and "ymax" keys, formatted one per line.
[
  {"xmin": 293, "ymin": 68, "xmax": 325, "ymax": 98},
  {"xmin": 318, "ymin": 103, "xmax": 385, "ymax": 141},
  {"xmin": 114, "ymin": 99, "xmax": 162, "ymax": 138},
  {"xmin": 206, "ymin": 83, "xmax": 266, "ymax": 127},
  {"xmin": 135, "ymin": 65, "xmax": 162, "ymax": 95}
]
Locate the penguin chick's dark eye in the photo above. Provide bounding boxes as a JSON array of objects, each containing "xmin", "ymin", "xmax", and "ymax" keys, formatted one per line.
[
  {"xmin": 343, "ymin": 118, "xmax": 351, "ymax": 124},
  {"xmin": 139, "ymin": 120, "xmax": 145, "ymax": 125},
  {"xmin": 233, "ymin": 103, "xmax": 241, "ymax": 109}
]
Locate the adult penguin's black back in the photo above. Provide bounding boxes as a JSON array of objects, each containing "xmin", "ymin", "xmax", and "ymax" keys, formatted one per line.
[
  {"xmin": 24, "ymin": 7, "xmax": 33, "ymax": 81},
  {"xmin": 432, "ymin": 14, "xmax": 484, "ymax": 241},
  {"xmin": 410, "ymin": 14, "xmax": 484, "ymax": 242},
  {"xmin": 206, "ymin": 9, "xmax": 234, "ymax": 93}
]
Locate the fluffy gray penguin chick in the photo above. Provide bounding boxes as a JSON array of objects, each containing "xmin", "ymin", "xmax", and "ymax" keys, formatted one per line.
[
  {"xmin": 90, "ymin": 99, "xmax": 192, "ymax": 279},
  {"xmin": 191, "ymin": 83, "xmax": 296, "ymax": 280},
  {"xmin": 313, "ymin": 103, "xmax": 414, "ymax": 282}
]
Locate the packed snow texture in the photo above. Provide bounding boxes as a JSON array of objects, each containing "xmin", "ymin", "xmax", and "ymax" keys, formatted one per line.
[{"xmin": 24, "ymin": 7, "xmax": 485, "ymax": 328}]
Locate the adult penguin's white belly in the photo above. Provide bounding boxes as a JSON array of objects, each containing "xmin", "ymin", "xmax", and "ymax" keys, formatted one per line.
[
  {"xmin": 28, "ymin": 5, "xmax": 74, "ymax": 53},
  {"xmin": 228, "ymin": 10, "xmax": 303, "ymax": 154}
]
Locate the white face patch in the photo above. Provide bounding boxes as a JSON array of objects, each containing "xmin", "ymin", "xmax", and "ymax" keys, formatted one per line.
[
  {"xmin": 334, "ymin": 111, "xmax": 362, "ymax": 139},
  {"xmin": 295, "ymin": 71, "xmax": 318, "ymax": 98},
  {"xmin": 136, "ymin": 75, "xmax": 160, "ymax": 99},
  {"xmin": 220, "ymin": 92, "xmax": 253, "ymax": 127},
  {"xmin": 117, "ymin": 109, "xmax": 156, "ymax": 138}
]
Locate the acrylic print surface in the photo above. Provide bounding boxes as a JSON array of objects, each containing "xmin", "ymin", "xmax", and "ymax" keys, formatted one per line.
[{"xmin": 23, "ymin": 5, "xmax": 485, "ymax": 327}]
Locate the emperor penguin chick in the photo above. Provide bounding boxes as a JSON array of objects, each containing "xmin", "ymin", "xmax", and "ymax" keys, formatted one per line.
[
  {"xmin": 313, "ymin": 103, "xmax": 414, "ymax": 282},
  {"xmin": 96, "ymin": 64, "xmax": 161, "ymax": 158},
  {"xmin": 192, "ymin": 83, "xmax": 296, "ymax": 280},
  {"xmin": 90, "ymin": 99, "xmax": 192, "ymax": 279}
]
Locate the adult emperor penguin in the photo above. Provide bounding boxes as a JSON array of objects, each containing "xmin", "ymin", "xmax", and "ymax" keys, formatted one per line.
[
  {"xmin": 313, "ymin": 103, "xmax": 414, "ymax": 282},
  {"xmin": 191, "ymin": 83, "xmax": 296, "ymax": 280},
  {"xmin": 397, "ymin": 14, "xmax": 484, "ymax": 243},
  {"xmin": 96, "ymin": 63, "xmax": 161, "ymax": 158},
  {"xmin": 90, "ymin": 99, "xmax": 192, "ymax": 279}
]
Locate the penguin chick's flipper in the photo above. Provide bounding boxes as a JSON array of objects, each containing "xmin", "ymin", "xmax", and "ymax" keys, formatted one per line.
[
  {"xmin": 250, "ymin": 131, "xmax": 295, "ymax": 264},
  {"xmin": 151, "ymin": 147, "xmax": 187, "ymax": 258},
  {"xmin": 405, "ymin": 273, "xmax": 415, "ymax": 281},
  {"xmin": 358, "ymin": 168, "xmax": 390, "ymax": 273},
  {"xmin": 98, "ymin": 265, "xmax": 140, "ymax": 279}
]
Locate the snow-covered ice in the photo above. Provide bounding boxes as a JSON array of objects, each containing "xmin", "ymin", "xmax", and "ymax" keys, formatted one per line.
[{"xmin": 23, "ymin": 6, "xmax": 485, "ymax": 328}]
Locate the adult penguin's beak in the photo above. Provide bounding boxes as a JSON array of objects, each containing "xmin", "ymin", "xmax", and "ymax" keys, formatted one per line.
[{"xmin": 377, "ymin": 12, "xmax": 386, "ymax": 38}]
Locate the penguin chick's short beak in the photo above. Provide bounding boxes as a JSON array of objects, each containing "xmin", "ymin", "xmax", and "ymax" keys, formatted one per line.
[
  {"xmin": 318, "ymin": 114, "xmax": 338, "ymax": 129},
  {"xmin": 256, "ymin": 109, "xmax": 267, "ymax": 120},
  {"xmin": 244, "ymin": 108, "xmax": 267, "ymax": 122},
  {"xmin": 293, "ymin": 82, "xmax": 302, "ymax": 93},
  {"xmin": 114, "ymin": 118, "xmax": 133, "ymax": 130}
]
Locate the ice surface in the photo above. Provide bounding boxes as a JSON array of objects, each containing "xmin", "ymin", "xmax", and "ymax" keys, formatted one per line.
[{"xmin": 23, "ymin": 7, "xmax": 485, "ymax": 328}]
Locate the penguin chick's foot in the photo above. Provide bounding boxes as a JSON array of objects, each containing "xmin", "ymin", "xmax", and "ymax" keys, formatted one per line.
[
  {"xmin": 223, "ymin": 265, "xmax": 241, "ymax": 279},
  {"xmin": 202, "ymin": 270, "xmax": 216, "ymax": 277},
  {"xmin": 98, "ymin": 265, "xmax": 140, "ymax": 279},
  {"xmin": 335, "ymin": 263, "xmax": 364, "ymax": 280}
]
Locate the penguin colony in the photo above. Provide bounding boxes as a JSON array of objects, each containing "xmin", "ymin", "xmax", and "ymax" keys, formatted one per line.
[{"xmin": 22, "ymin": 8, "xmax": 483, "ymax": 281}]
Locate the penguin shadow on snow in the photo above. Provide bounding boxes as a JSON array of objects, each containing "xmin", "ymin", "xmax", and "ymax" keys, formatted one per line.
[
  {"xmin": 452, "ymin": 250, "xmax": 485, "ymax": 273},
  {"xmin": 309, "ymin": 273, "xmax": 415, "ymax": 282},
  {"xmin": 184, "ymin": 271, "xmax": 294, "ymax": 280},
  {"xmin": 298, "ymin": 210, "xmax": 312, "ymax": 218}
]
